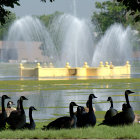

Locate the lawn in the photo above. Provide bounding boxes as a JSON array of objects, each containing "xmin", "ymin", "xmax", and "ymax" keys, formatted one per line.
[{"xmin": 1, "ymin": 120, "xmax": 140, "ymax": 139}]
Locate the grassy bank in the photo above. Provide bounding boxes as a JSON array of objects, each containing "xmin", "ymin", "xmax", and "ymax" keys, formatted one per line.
[
  {"xmin": 0, "ymin": 122, "xmax": 140, "ymax": 139},
  {"xmin": 0, "ymin": 78, "xmax": 140, "ymax": 92}
]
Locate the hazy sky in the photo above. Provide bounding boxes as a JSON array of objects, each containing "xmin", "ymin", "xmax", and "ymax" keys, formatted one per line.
[{"xmin": 9, "ymin": 0, "xmax": 103, "ymax": 19}]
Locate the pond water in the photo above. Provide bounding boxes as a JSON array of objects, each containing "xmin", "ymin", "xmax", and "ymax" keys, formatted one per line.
[
  {"xmin": 0, "ymin": 63, "xmax": 140, "ymax": 123},
  {"xmin": 0, "ymin": 87, "xmax": 140, "ymax": 122}
]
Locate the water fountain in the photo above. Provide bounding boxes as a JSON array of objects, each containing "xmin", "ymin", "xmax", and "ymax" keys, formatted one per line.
[{"xmin": 0, "ymin": 0, "xmax": 136, "ymax": 79}]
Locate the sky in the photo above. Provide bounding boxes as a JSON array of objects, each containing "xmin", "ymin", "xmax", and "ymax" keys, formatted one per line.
[{"xmin": 9, "ymin": 0, "xmax": 103, "ymax": 19}]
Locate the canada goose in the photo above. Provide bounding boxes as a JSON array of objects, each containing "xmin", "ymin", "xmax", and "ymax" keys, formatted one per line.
[
  {"xmin": 7, "ymin": 101, "xmax": 15, "ymax": 108},
  {"xmin": 99, "ymin": 90, "xmax": 135, "ymax": 126},
  {"xmin": 0, "ymin": 101, "xmax": 16, "ymax": 117},
  {"xmin": 42, "ymin": 102, "xmax": 78, "ymax": 130},
  {"xmin": 122, "ymin": 103, "xmax": 140, "ymax": 124},
  {"xmin": 7, "ymin": 96, "xmax": 28, "ymax": 129},
  {"xmin": 76, "ymin": 106, "xmax": 87, "ymax": 127},
  {"xmin": 0, "ymin": 95, "xmax": 10, "ymax": 128},
  {"xmin": 77, "ymin": 94, "xmax": 97, "ymax": 127},
  {"xmin": 5, "ymin": 101, "xmax": 16, "ymax": 117},
  {"xmin": 23, "ymin": 106, "xmax": 37, "ymax": 130},
  {"xmin": 104, "ymin": 97, "xmax": 118, "ymax": 120}
]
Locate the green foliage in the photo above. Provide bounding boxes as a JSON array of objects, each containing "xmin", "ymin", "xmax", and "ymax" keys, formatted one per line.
[
  {"xmin": 92, "ymin": 1, "xmax": 131, "ymax": 34},
  {"xmin": 39, "ymin": 11, "xmax": 63, "ymax": 28},
  {"xmin": 117, "ymin": 0, "xmax": 140, "ymax": 22},
  {"xmin": 0, "ymin": 0, "xmax": 19, "ymax": 25},
  {"xmin": 0, "ymin": 12, "xmax": 16, "ymax": 39}
]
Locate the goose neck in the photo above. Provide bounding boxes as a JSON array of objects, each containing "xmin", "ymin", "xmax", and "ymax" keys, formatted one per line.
[
  {"xmin": 2, "ymin": 97, "xmax": 5, "ymax": 112},
  {"xmin": 29, "ymin": 109, "xmax": 33, "ymax": 123},
  {"xmin": 110, "ymin": 100, "xmax": 113, "ymax": 108},
  {"xmin": 20, "ymin": 99, "xmax": 24, "ymax": 113},
  {"xmin": 70, "ymin": 104, "xmax": 74, "ymax": 117},
  {"xmin": 89, "ymin": 96, "xmax": 93, "ymax": 112},
  {"xmin": 125, "ymin": 93, "xmax": 131, "ymax": 108}
]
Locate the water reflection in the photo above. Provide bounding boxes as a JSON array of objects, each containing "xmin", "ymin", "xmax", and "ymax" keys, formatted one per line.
[{"xmin": 0, "ymin": 88, "xmax": 140, "ymax": 122}]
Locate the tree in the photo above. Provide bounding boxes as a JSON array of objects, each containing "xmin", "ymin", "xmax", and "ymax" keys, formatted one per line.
[
  {"xmin": 0, "ymin": 12, "xmax": 16, "ymax": 39},
  {"xmin": 0, "ymin": 0, "xmax": 20, "ymax": 25},
  {"xmin": 39, "ymin": 11, "xmax": 62, "ymax": 27},
  {"xmin": 116, "ymin": 0, "xmax": 140, "ymax": 21},
  {"xmin": 0, "ymin": 0, "xmax": 54, "ymax": 25},
  {"xmin": 92, "ymin": 1, "xmax": 131, "ymax": 33}
]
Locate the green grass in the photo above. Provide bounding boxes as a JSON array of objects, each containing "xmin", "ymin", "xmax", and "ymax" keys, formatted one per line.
[
  {"xmin": 0, "ymin": 78, "xmax": 140, "ymax": 92},
  {"xmin": 0, "ymin": 111, "xmax": 139, "ymax": 139},
  {"xmin": 1, "ymin": 122, "xmax": 140, "ymax": 139}
]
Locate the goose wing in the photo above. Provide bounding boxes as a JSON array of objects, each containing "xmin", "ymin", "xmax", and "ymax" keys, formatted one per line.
[
  {"xmin": 44, "ymin": 116, "xmax": 72, "ymax": 130},
  {"xmin": 7, "ymin": 110, "xmax": 26, "ymax": 129}
]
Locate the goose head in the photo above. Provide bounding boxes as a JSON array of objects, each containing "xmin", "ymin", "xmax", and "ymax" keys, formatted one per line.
[
  {"xmin": 107, "ymin": 97, "xmax": 112, "ymax": 102},
  {"xmin": 7, "ymin": 101, "xmax": 15, "ymax": 108},
  {"xmin": 20, "ymin": 96, "xmax": 28, "ymax": 101},
  {"xmin": 70, "ymin": 102, "xmax": 78, "ymax": 107},
  {"xmin": 89, "ymin": 94, "xmax": 97, "ymax": 99},
  {"xmin": 77, "ymin": 106, "xmax": 85, "ymax": 114},
  {"xmin": 125, "ymin": 90, "xmax": 135, "ymax": 95},
  {"xmin": 2, "ymin": 95, "xmax": 10, "ymax": 100},
  {"xmin": 30, "ymin": 106, "xmax": 37, "ymax": 111}
]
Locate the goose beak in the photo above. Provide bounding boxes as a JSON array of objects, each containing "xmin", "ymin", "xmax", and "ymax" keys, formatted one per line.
[
  {"xmin": 7, "ymin": 96, "xmax": 11, "ymax": 99},
  {"xmin": 24, "ymin": 97, "xmax": 28, "ymax": 100},
  {"xmin": 128, "ymin": 90, "xmax": 135, "ymax": 94}
]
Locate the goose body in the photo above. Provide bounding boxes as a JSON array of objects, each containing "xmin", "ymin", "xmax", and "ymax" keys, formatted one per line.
[
  {"xmin": 23, "ymin": 106, "xmax": 37, "ymax": 130},
  {"xmin": 77, "ymin": 94, "xmax": 97, "ymax": 127},
  {"xmin": 42, "ymin": 102, "xmax": 78, "ymax": 130},
  {"xmin": 7, "ymin": 96, "xmax": 28, "ymax": 129},
  {"xmin": 100, "ymin": 90, "xmax": 135, "ymax": 126},
  {"xmin": 104, "ymin": 97, "xmax": 118, "ymax": 120},
  {"xmin": 76, "ymin": 106, "xmax": 87, "ymax": 127},
  {"xmin": 0, "ymin": 95, "xmax": 10, "ymax": 128}
]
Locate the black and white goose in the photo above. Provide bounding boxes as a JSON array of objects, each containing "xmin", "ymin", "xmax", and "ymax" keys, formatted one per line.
[
  {"xmin": 5, "ymin": 101, "xmax": 16, "ymax": 117},
  {"xmin": 7, "ymin": 96, "xmax": 28, "ymax": 129}
]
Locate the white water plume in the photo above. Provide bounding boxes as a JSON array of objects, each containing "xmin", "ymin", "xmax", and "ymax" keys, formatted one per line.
[
  {"xmin": 49, "ymin": 14, "xmax": 96, "ymax": 67},
  {"xmin": 2, "ymin": 16, "xmax": 56, "ymax": 63},
  {"xmin": 92, "ymin": 23, "xmax": 133, "ymax": 66}
]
